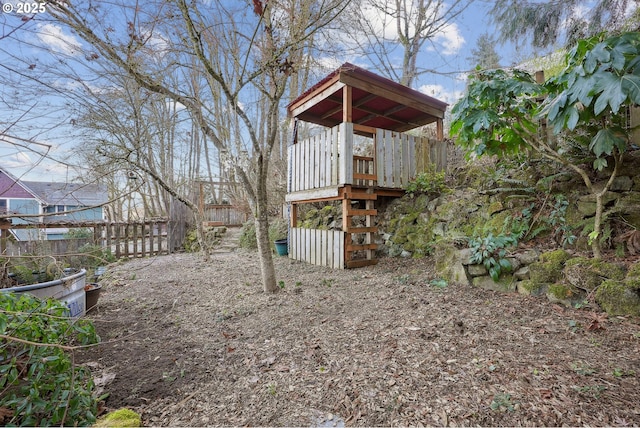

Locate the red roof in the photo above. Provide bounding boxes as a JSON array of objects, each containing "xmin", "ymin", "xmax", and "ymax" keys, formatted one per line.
[{"xmin": 288, "ymin": 63, "xmax": 447, "ymax": 133}]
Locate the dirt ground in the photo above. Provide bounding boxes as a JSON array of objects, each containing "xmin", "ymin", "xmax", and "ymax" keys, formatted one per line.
[{"xmin": 78, "ymin": 228, "xmax": 640, "ymax": 426}]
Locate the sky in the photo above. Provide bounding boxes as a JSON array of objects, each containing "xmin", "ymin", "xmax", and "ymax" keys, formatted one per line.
[{"xmin": 0, "ymin": 1, "xmax": 564, "ymax": 182}]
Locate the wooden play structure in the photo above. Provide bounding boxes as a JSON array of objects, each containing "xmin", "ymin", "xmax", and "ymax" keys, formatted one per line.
[{"xmin": 286, "ymin": 63, "xmax": 448, "ymax": 268}]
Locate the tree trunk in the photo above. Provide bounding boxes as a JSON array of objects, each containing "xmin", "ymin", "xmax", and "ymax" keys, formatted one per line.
[
  {"xmin": 592, "ymin": 192, "xmax": 603, "ymax": 259},
  {"xmin": 254, "ymin": 195, "xmax": 278, "ymax": 293}
]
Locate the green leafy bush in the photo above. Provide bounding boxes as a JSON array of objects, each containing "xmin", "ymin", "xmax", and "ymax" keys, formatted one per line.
[
  {"xmin": 468, "ymin": 233, "xmax": 518, "ymax": 281},
  {"xmin": 63, "ymin": 228, "xmax": 93, "ymax": 239},
  {"xmin": 239, "ymin": 218, "xmax": 288, "ymax": 250},
  {"xmin": 68, "ymin": 243, "xmax": 116, "ymax": 270},
  {"xmin": 404, "ymin": 166, "xmax": 447, "ymax": 197},
  {"xmin": 0, "ymin": 293, "xmax": 100, "ymax": 426}
]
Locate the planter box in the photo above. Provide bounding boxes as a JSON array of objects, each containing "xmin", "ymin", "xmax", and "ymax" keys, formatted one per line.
[{"xmin": 1, "ymin": 269, "xmax": 87, "ymax": 317}]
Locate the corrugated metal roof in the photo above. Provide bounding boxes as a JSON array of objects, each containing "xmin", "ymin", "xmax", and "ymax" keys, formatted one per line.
[
  {"xmin": 287, "ymin": 63, "xmax": 448, "ymax": 133},
  {"xmin": 21, "ymin": 181, "xmax": 108, "ymax": 206}
]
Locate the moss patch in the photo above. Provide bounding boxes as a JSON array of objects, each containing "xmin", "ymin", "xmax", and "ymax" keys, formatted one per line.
[
  {"xmin": 539, "ymin": 249, "xmax": 571, "ymax": 265},
  {"xmin": 563, "ymin": 257, "xmax": 626, "ymax": 292},
  {"xmin": 517, "ymin": 279, "xmax": 546, "ymax": 296},
  {"xmin": 595, "ymin": 279, "xmax": 640, "ymax": 317},
  {"xmin": 627, "ymin": 263, "xmax": 640, "ymax": 290},
  {"xmin": 547, "ymin": 283, "xmax": 585, "ymax": 308},
  {"xmin": 94, "ymin": 408, "xmax": 141, "ymax": 427}
]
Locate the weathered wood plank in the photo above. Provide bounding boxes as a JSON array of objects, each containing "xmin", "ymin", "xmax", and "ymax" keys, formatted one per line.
[
  {"xmin": 401, "ymin": 134, "xmax": 410, "ymax": 186},
  {"xmin": 392, "ymin": 132, "xmax": 401, "ymax": 188},
  {"xmin": 384, "ymin": 131, "xmax": 393, "ymax": 187},
  {"xmin": 338, "ymin": 122, "xmax": 353, "ymax": 185},
  {"xmin": 408, "ymin": 136, "xmax": 416, "ymax": 179}
]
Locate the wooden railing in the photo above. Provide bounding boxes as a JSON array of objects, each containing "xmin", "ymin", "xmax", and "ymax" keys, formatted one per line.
[
  {"xmin": 287, "ymin": 123, "xmax": 353, "ymax": 200},
  {"xmin": 287, "ymin": 123, "xmax": 446, "ymax": 200},
  {"xmin": 202, "ymin": 204, "xmax": 248, "ymax": 226},
  {"xmin": 353, "ymin": 155, "xmax": 376, "ymax": 187},
  {"xmin": 375, "ymin": 129, "xmax": 446, "ymax": 188}
]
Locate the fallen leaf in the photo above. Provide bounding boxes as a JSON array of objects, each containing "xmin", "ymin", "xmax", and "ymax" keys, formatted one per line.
[
  {"xmin": 0, "ymin": 407, "xmax": 14, "ymax": 423},
  {"xmin": 539, "ymin": 388, "xmax": 553, "ymax": 399}
]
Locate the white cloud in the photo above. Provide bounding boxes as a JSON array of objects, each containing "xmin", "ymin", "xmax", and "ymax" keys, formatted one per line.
[
  {"xmin": 418, "ymin": 83, "xmax": 463, "ymax": 105},
  {"xmin": 430, "ymin": 22, "xmax": 464, "ymax": 56},
  {"xmin": 36, "ymin": 23, "xmax": 83, "ymax": 56}
]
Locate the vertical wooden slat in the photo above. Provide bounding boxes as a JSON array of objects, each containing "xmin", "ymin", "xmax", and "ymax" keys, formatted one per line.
[
  {"xmin": 400, "ymin": 134, "xmax": 409, "ymax": 186},
  {"xmin": 384, "ymin": 131, "xmax": 393, "ymax": 188},
  {"xmin": 303, "ymin": 229, "xmax": 311, "ymax": 260},
  {"xmin": 141, "ymin": 223, "xmax": 147, "ymax": 256},
  {"xmin": 287, "ymin": 145, "xmax": 292, "ymax": 193},
  {"xmin": 310, "ymin": 228, "xmax": 317, "ymax": 265},
  {"xmin": 408, "ymin": 136, "xmax": 417, "ymax": 179},
  {"xmin": 337, "ymin": 231, "xmax": 345, "ymax": 269},
  {"xmin": 114, "ymin": 223, "xmax": 121, "ymax": 258},
  {"xmin": 132, "ymin": 223, "xmax": 139, "ymax": 257},
  {"xmin": 331, "ymin": 126, "xmax": 339, "ymax": 186},
  {"xmin": 316, "ymin": 229, "xmax": 323, "ymax": 265},
  {"xmin": 150, "ymin": 222, "xmax": 156, "ymax": 255},
  {"xmin": 305, "ymin": 136, "xmax": 311, "ymax": 190},
  {"xmin": 391, "ymin": 133, "xmax": 401, "ymax": 188},
  {"xmin": 318, "ymin": 133, "xmax": 325, "ymax": 188},
  {"xmin": 320, "ymin": 230, "xmax": 327, "ymax": 267},
  {"xmin": 375, "ymin": 129, "xmax": 384, "ymax": 187},
  {"xmin": 314, "ymin": 136, "xmax": 321, "ymax": 188},
  {"xmin": 328, "ymin": 230, "xmax": 334, "ymax": 268},
  {"xmin": 294, "ymin": 143, "xmax": 300, "ymax": 192},
  {"xmin": 322, "ymin": 130, "xmax": 329, "ymax": 187},
  {"xmin": 338, "ymin": 122, "xmax": 353, "ymax": 185}
]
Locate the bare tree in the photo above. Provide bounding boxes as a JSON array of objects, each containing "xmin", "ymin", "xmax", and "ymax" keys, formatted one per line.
[
  {"xmin": 339, "ymin": 0, "xmax": 472, "ymax": 86},
  {"xmin": 38, "ymin": 0, "xmax": 348, "ymax": 293}
]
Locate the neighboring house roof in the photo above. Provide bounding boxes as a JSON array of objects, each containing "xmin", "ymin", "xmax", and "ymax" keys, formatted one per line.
[
  {"xmin": 0, "ymin": 167, "xmax": 45, "ymax": 204},
  {"xmin": 21, "ymin": 181, "xmax": 108, "ymax": 207},
  {"xmin": 1, "ymin": 166, "xmax": 107, "ymax": 208}
]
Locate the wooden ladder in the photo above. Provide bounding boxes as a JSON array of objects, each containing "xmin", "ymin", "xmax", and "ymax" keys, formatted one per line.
[{"xmin": 342, "ymin": 185, "xmax": 378, "ymax": 268}]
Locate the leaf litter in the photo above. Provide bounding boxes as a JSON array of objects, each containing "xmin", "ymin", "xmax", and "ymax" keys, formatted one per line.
[{"xmin": 78, "ymin": 232, "xmax": 640, "ymax": 426}]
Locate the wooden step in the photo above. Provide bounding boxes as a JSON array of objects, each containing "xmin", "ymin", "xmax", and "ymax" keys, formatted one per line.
[
  {"xmin": 353, "ymin": 172, "xmax": 377, "ymax": 181},
  {"xmin": 346, "ymin": 259, "xmax": 378, "ymax": 268},
  {"xmin": 345, "ymin": 226, "xmax": 378, "ymax": 233},
  {"xmin": 345, "ymin": 209, "xmax": 377, "ymax": 217},
  {"xmin": 346, "ymin": 243, "xmax": 378, "ymax": 252},
  {"xmin": 345, "ymin": 192, "xmax": 377, "ymax": 200}
]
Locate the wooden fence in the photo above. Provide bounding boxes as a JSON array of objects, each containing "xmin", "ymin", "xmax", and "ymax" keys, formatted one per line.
[
  {"xmin": 202, "ymin": 205, "xmax": 249, "ymax": 226},
  {"xmin": 289, "ymin": 227, "xmax": 345, "ymax": 269},
  {"xmin": 93, "ymin": 220, "xmax": 171, "ymax": 258},
  {"xmin": 2, "ymin": 220, "xmax": 175, "ymax": 259}
]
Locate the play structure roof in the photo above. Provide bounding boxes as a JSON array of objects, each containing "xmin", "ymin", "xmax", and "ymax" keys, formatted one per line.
[{"xmin": 288, "ymin": 63, "xmax": 448, "ymax": 133}]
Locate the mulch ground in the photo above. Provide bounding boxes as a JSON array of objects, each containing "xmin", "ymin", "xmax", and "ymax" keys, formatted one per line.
[{"xmin": 78, "ymin": 244, "xmax": 640, "ymax": 426}]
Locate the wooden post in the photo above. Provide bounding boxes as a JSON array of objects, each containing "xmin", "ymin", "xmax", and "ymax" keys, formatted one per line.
[
  {"xmin": 343, "ymin": 86, "xmax": 352, "ymax": 123},
  {"xmin": 114, "ymin": 223, "xmax": 121, "ymax": 258},
  {"xmin": 290, "ymin": 203, "xmax": 298, "ymax": 228},
  {"xmin": 132, "ymin": 223, "xmax": 139, "ymax": 257},
  {"xmin": 436, "ymin": 118, "xmax": 444, "ymax": 140},
  {"xmin": 150, "ymin": 221, "xmax": 156, "ymax": 255},
  {"xmin": 338, "ymin": 122, "xmax": 353, "ymax": 185},
  {"xmin": 0, "ymin": 220, "xmax": 10, "ymax": 255}
]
